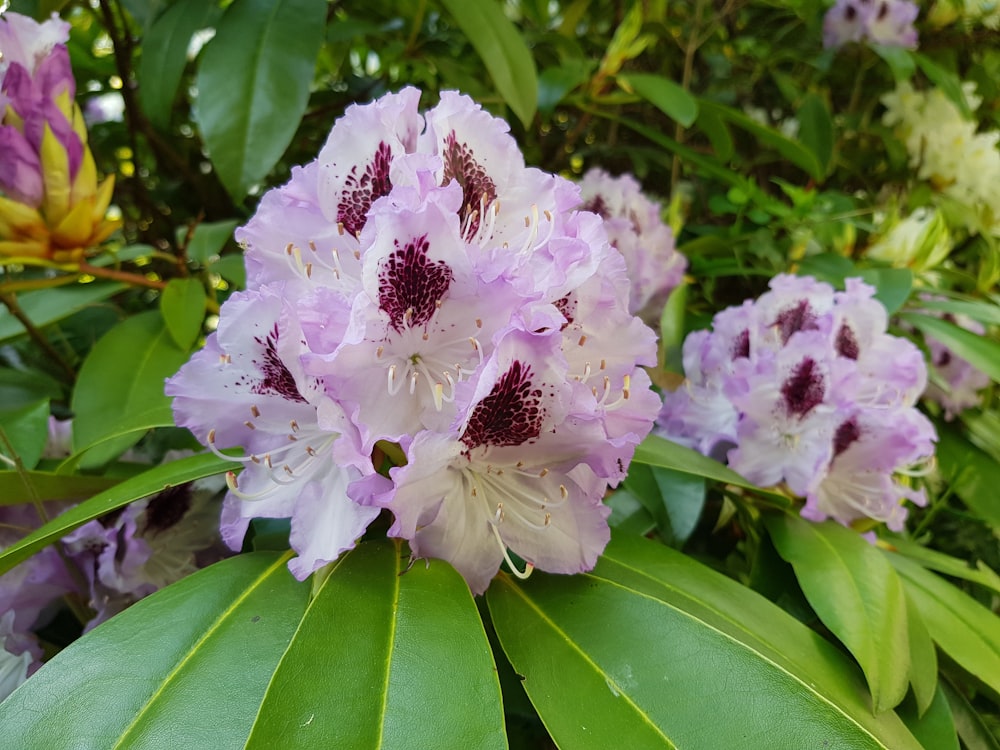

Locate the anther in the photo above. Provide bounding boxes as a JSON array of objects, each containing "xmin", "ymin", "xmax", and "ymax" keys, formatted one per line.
[
  {"xmin": 244, "ymin": 421, "xmax": 256, "ymax": 430},
  {"xmin": 290, "ymin": 420, "xmax": 300, "ymax": 432},
  {"xmin": 308, "ymin": 240, "xmax": 317, "ymax": 252},
  {"xmin": 578, "ymin": 335, "xmax": 587, "ymax": 346},
  {"xmin": 539, "ymin": 468, "xmax": 549, "ymax": 478},
  {"xmin": 284, "ymin": 243, "xmax": 294, "ymax": 255},
  {"xmin": 250, "ymin": 405, "xmax": 261, "ymax": 418},
  {"xmin": 337, "ymin": 223, "xmax": 345, "ymax": 235}
]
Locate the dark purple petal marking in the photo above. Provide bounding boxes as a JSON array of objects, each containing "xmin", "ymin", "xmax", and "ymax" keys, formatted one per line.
[
  {"xmin": 337, "ymin": 141, "xmax": 393, "ymax": 236},
  {"xmin": 581, "ymin": 195, "xmax": 609, "ymax": 219},
  {"xmin": 773, "ymin": 300, "xmax": 818, "ymax": 344},
  {"xmin": 442, "ymin": 131, "xmax": 496, "ymax": 235},
  {"xmin": 378, "ymin": 234, "xmax": 454, "ymax": 333},
  {"xmin": 732, "ymin": 329, "xmax": 751, "ymax": 360},
  {"xmin": 143, "ymin": 485, "xmax": 193, "ymax": 535},
  {"xmin": 462, "ymin": 361, "xmax": 544, "ymax": 449},
  {"xmin": 836, "ymin": 324, "xmax": 860, "ymax": 359},
  {"xmin": 780, "ymin": 356, "xmax": 825, "ymax": 417},
  {"xmin": 833, "ymin": 418, "xmax": 861, "ymax": 457},
  {"xmin": 555, "ymin": 296, "xmax": 575, "ymax": 329},
  {"xmin": 251, "ymin": 325, "xmax": 307, "ymax": 403}
]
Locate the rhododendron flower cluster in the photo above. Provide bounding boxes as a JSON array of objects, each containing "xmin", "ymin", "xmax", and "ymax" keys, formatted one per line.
[
  {"xmin": 823, "ymin": 0, "xmax": 919, "ymax": 49},
  {"xmin": 657, "ymin": 274, "xmax": 936, "ymax": 530},
  {"xmin": 167, "ymin": 88, "xmax": 660, "ymax": 594},
  {"xmin": 882, "ymin": 80, "xmax": 1000, "ymax": 234},
  {"xmin": 577, "ymin": 168, "xmax": 686, "ymax": 319}
]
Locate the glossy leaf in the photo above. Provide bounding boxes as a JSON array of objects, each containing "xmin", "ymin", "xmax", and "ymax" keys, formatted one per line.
[
  {"xmin": 767, "ymin": 514, "xmax": 911, "ymax": 712},
  {"xmin": 901, "ymin": 312, "xmax": 1000, "ymax": 383},
  {"xmin": 0, "ymin": 452, "xmax": 236, "ymax": 575},
  {"xmin": 904, "ymin": 587, "xmax": 939, "ymax": 716},
  {"xmin": 0, "ymin": 470, "xmax": 119, "ymax": 505},
  {"xmin": 0, "ymin": 399, "xmax": 50, "ymax": 470},
  {"xmin": 620, "ymin": 73, "xmax": 698, "ymax": 127},
  {"xmin": 887, "ymin": 553, "xmax": 1000, "ymax": 697},
  {"xmin": 245, "ymin": 540, "xmax": 506, "ymax": 749},
  {"xmin": 195, "ymin": 0, "xmax": 327, "ymax": 200},
  {"xmin": 695, "ymin": 105, "xmax": 735, "ymax": 162},
  {"xmin": 698, "ymin": 99, "xmax": 824, "ymax": 180},
  {"xmin": 439, "ymin": 0, "xmax": 538, "ymax": 128},
  {"xmin": 160, "ymin": 278, "xmax": 206, "ymax": 351},
  {"xmin": 859, "ymin": 267, "xmax": 913, "ymax": 315},
  {"xmin": 941, "ymin": 678, "xmax": 1000, "ymax": 750},
  {"xmin": 885, "ymin": 535, "xmax": 1000, "ymax": 596},
  {"xmin": 71, "ymin": 311, "xmax": 190, "ymax": 466},
  {"xmin": 914, "ymin": 295, "xmax": 1000, "ymax": 326},
  {"xmin": 651, "ymin": 466, "xmax": 705, "ymax": 545},
  {"xmin": 897, "ymin": 686, "xmax": 960, "ymax": 750},
  {"xmin": 138, "ymin": 0, "xmax": 221, "ymax": 129},
  {"xmin": 0, "ymin": 283, "xmax": 125, "ymax": 343},
  {"xmin": 796, "ymin": 93, "xmax": 833, "ymax": 175},
  {"xmin": 0, "ymin": 553, "xmax": 310, "ymax": 749},
  {"xmin": 0, "ymin": 368, "xmax": 62, "ymax": 406},
  {"xmin": 489, "ymin": 533, "xmax": 923, "ymax": 749},
  {"xmin": 633, "ymin": 434, "xmax": 791, "ymax": 505},
  {"xmin": 185, "ymin": 219, "xmax": 240, "ymax": 264}
]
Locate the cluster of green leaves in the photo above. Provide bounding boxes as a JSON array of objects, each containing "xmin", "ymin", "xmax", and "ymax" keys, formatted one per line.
[{"xmin": 1, "ymin": 0, "xmax": 998, "ymax": 747}]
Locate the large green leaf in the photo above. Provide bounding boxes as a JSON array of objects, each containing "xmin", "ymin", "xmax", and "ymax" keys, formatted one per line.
[
  {"xmin": 160, "ymin": 278, "xmax": 207, "ymax": 351},
  {"xmin": 767, "ymin": 514, "xmax": 911, "ymax": 712},
  {"xmin": 620, "ymin": 73, "xmax": 698, "ymax": 128},
  {"xmin": 245, "ymin": 540, "xmax": 506, "ymax": 749},
  {"xmin": 195, "ymin": 0, "xmax": 327, "ymax": 200},
  {"xmin": 633, "ymin": 434, "xmax": 791, "ymax": 505},
  {"xmin": 897, "ymin": 686, "xmax": 960, "ymax": 750},
  {"xmin": 70, "ymin": 310, "xmax": 190, "ymax": 467},
  {"xmin": 796, "ymin": 93, "xmax": 833, "ymax": 176},
  {"xmin": 0, "ymin": 283, "xmax": 125, "ymax": 343},
  {"xmin": 488, "ymin": 533, "xmax": 923, "ymax": 750},
  {"xmin": 138, "ymin": 0, "xmax": 222, "ymax": 129},
  {"xmin": 886, "ymin": 534, "xmax": 1000, "ymax": 596},
  {"xmin": 0, "ymin": 399, "xmax": 50, "ymax": 470},
  {"xmin": 439, "ymin": 0, "xmax": 538, "ymax": 128},
  {"xmin": 0, "ymin": 452, "xmax": 235, "ymax": 575},
  {"xmin": 0, "ymin": 553, "xmax": 309, "ymax": 748},
  {"xmin": 887, "ymin": 552, "xmax": 1000, "ymax": 696},
  {"xmin": 941, "ymin": 677, "xmax": 1000, "ymax": 750},
  {"xmin": 901, "ymin": 312, "xmax": 1000, "ymax": 383},
  {"xmin": 0, "ymin": 470, "xmax": 119, "ymax": 506}
]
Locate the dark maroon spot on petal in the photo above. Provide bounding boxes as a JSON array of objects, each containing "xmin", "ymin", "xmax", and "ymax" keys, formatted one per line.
[
  {"xmin": 732, "ymin": 329, "xmax": 750, "ymax": 360},
  {"xmin": 876, "ymin": 1, "xmax": 889, "ymax": 20},
  {"xmin": 836, "ymin": 324, "xmax": 860, "ymax": 359},
  {"xmin": 253, "ymin": 325, "xmax": 307, "ymax": 403},
  {"xmin": 935, "ymin": 349, "xmax": 952, "ymax": 367},
  {"xmin": 461, "ymin": 361, "xmax": 544, "ymax": 449},
  {"xmin": 845, "ymin": 4, "xmax": 857, "ymax": 20},
  {"xmin": 781, "ymin": 357, "xmax": 825, "ymax": 417},
  {"xmin": 773, "ymin": 300, "xmax": 818, "ymax": 344},
  {"xmin": 555, "ymin": 296, "xmax": 575, "ymax": 329},
  {"xmin": 833, "ymin": 418, "xmax": 861, "ymax": 457},
  {"xmin": 581, "ymin": 195, "xmax": 609, "ymax": 219},
  {"xmin": 143, "ymin": 485, "xmax": 193, "ymax": 535},
  {"xmin": 337, "ymin": 141, "xmax": 393, "ymax": 237},
  {"xmin": 378, "ymin": 234, "xmax": 454, "ymax": 333},
  {"xmin": 442, "ymin": 131, "xmax": 496, "ymax": 235}
]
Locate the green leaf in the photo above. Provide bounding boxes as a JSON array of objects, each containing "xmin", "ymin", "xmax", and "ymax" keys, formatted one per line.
[
  {"xmin": 885, "ymin": 535, "xmax": 1000, "ymax": 596},
  {"xmin": 0, "ymin": 552, "xmax": 310, "ymax": 748},
  {"xmin": 0, "ymin": 399, "xmax": 50, "ymax": 470},
  {"xmin": 537, "ymin": 61, "xmax": 591, "ymax": 115},
  {"xmin": 935, "ymin": 424, "xmax": 1000, "ymax": 528},
  {"xmin": 210, "ymin": 254, "xmax": 248, "ymax": 290},
  {"xmin": 195, "ymin": 0, "xmax": 327, "ymax": 200},
  {"xmin": 606, "ymin": 489, "xmax": 656, "ymax": 536},
  {"xmin": 0, "ymin": 368, "xmax": 62, "ymax": 406},
  {"xmin": 914, "ymin": 296, "xmax": 1000, "ymax": 326},
  {"xmin": 796, "ymin": 93, "xmax": 833, "ymax": 175},
  {"xmin": 488, "ymin": 533, "xmax": 923, "ymax": 749},
  {"xmin": 439, "ymin": 0, "xmax": 538, "ymax": 127},
  {"xmin": 0, "ymin": 470, "xmax": 120, "ymax": 505},
  {"xmin": 887, "ymin": 552, "xmax": 1000, "ymax": 697},
  {"xmin": 658, "ymin": 281, "xmax": 687, "ymax": 373},
  {"xmin": 245, "ymin": 540, "xmax": 506, "ymax": 749},
  {"xmin": 0, "ymin": 283, "xmax": 125, "ymax": 343},
  {"xmin": 941, "ymin": 677, "xmax": 1000, "ymax": 750},
  {"xmin": 901, "ymin": 312, "xmax": 1000, "ymax": 383},
  {"xmin": 698, "ymin": 99, "xmax": 824, "ymax": 180},
  {"xmin": 138, "ymin": 0, "xmax": 222, "ymax": 129},
  {"xmin": 914, "ymin": 54, "xmax": 974, "ymax": 119},
  {"xmin": 860, "ymin": 267, "xmax": 913, "ymax": 315},
  {"xmin": 903, "ymin": 586, "xmax": 939, "ymax": 716},
  {"xmin": 767, "ymin": 514, "xmax": 911, "ymax": 713},
  {"xmin": 651, "ymin": 467, "xmax": 705, "ymax": 545},
  {"xmin": 695, "ymin": 105, "xmax": 735, "ymax": 162},
  {"xmin": 897, "ymin": 686, "xmax": 960, "ymax": 750},
  {"xmin": 871, "ymin": 44, "xmax": 916, "ymax": 81},
  {"xmin": 160, "ymin": 278, "xmax": 207, "ymax": 350},
  {"xmin": 632, "ymin": 434, "xmax": 791, "ymax": 505},
  {"xmin": 620, "ymin": 73, "xmax": 698, "ymax": 128},
  {"xmin": 0, "ymin": 452, "xmax": 235, "ymax": 575},
  {"xmin": 70, "ymin": 311, "xmax": 190, "ymax": 466},
  {"xmin": 184, "ymin": 219, "xmax": 240, "ymax": 264}
]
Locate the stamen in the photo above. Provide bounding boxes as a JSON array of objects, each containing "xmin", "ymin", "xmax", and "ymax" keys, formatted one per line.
[
  {"xmin": 250, "ymin": 405, "xmax": 261, "ymax": 418},
  {"xmin": 489, "ymin": 523, "xmax": 534, "ymax": 580}
]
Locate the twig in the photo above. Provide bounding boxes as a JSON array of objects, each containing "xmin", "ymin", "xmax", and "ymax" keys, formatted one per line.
[
  {"xmin": 77, "ymin": 261, "xmax": 167, "ymax": 290},
  {"xmin": 0, "ymin": 292, "xmax": 78, "ymax": 382}
]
